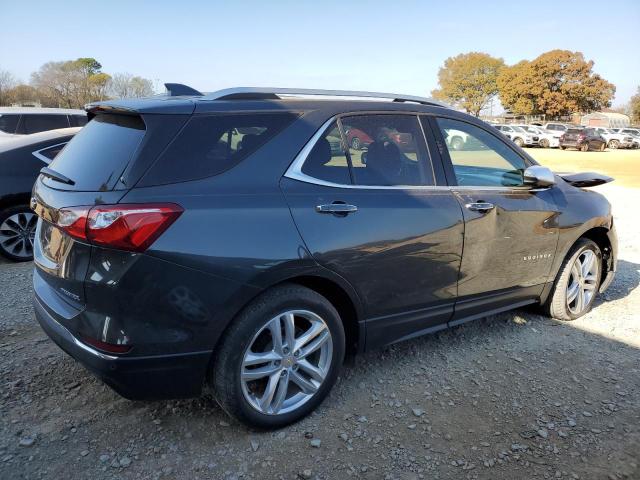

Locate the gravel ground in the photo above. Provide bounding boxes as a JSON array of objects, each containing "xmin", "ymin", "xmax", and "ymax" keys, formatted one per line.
[{"xmin": 1, "ymin": 184, "xmax": 638, "ymax": 480}]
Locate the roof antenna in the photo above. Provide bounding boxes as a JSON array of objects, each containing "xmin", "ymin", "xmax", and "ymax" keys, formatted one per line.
[{"xmin": 164, "ymin": 83, "xmax": 203, "ymax": 97}]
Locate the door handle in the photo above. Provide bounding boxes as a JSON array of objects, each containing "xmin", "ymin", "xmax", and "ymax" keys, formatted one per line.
[
  {"xmin": 316, "ymin": 203, "xmax": 358, "ymax": 215},
  {"xmin": 465, "ymin": 202, "xmax": 494, "ymax": 212}
]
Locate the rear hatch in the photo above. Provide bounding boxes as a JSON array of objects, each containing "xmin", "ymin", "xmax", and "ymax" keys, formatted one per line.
[
  {"xmin": 32, "ymin": 111, "xmax": 186, "ymax": 311},
  {"xmin": 562, "ymin": 129, "xmax": 582, "ymax": 143}
]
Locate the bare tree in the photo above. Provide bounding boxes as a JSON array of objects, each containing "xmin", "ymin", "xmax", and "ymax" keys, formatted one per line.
[
  {"xmin": 0, "ymin": 69, "xmax": 18, "ymax": 106},
  {"xmin": 108, "ymin": 73, "xmax": 154, "ymax": 99}
]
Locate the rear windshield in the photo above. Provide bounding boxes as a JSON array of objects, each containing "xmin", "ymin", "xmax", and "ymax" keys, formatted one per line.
[
  {"xmin": 566, "ymin": 129, "xmax": 582, "ymax": 134},
  {"xmin": 43, "ymin": 114, "xmax": 145, "ymax": 191},
  {"xmin": 142, "ymin": 113, "xmax": 298, "ymax": 185}
]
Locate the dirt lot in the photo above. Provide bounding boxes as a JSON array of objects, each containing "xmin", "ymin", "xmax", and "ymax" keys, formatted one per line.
[{"xmin": 1, "ymin": 172, "xmax": 639, "ymax": 479}]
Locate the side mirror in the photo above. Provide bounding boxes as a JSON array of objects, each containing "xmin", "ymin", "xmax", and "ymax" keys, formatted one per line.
[{"xmin": 523, "ymin": 165, "xmax": 555, "ymax": 188}]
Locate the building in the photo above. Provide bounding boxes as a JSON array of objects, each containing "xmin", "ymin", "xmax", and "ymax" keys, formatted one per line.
[{"xmin": 580, "ymin": 112, "xmax": 630, "ymax": 128}]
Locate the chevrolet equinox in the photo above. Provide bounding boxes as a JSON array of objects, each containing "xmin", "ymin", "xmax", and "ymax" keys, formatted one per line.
[{"xmin": 31, "ymin": 85, "xmax": 617, "ymax": 428}]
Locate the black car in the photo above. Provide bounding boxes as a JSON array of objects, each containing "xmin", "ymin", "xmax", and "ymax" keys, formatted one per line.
[
  {"xmin": 0, "ymin": 128, "xmax": 80, "ymax": 261},
  {"xmin": 31, "ymin": 86, "xmax": 617, "ymax": 428},
  {"xmin": 559, "ymin": 128, "xmax": 606, "ymax": 151}
]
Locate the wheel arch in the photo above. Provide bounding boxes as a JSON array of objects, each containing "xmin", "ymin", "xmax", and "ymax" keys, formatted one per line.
[
  {"xmin": 580, "ymin": 226, "xmax": 615, "ymax": 290},
  {"xmin": 544, "ymin": 225, "xmax": 615, "ymax": 305},
  {"xmin": 208, "ymin": 269, "xmax": 364, "ymax": 370},
  {"xmin": 286, "ymin": 274, "xmax": 362, "ymax": 356}
]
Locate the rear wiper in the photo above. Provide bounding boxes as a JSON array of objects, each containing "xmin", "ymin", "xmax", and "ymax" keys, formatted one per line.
[{"xmin": 40, "ymin": 167, "xmax": 75, "ymax": 186}]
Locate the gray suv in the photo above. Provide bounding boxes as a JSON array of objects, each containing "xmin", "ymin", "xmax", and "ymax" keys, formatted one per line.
[{"xmin": 31, "ymin": 85, "xmax": 617, "ymax": 428}]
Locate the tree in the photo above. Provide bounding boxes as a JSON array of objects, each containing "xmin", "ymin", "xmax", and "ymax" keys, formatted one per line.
[
  {"xmin": 431, "ymin": 52, "xmax": 505, "ymax": 116},
  {"xmin": 30, "ymin": 58, "xmax": 111, "ymax": 108},
  {"xmin": 497, "ymin": 50, "xmax": 616, "ymax": 117},
  {"xmin": 109, "ymin": 73, "xmax": 155, "ymax": 99},
  {"xmin": 631, "ymin": 87, "xmax": 640, "ymax": 124},
  {"xmin": 5, "ymin": 84, "xmax": 39, "ymax": 105},
  {"xmin": 0, "ymin": 69, "xmax": 18, "ymax": 106}
]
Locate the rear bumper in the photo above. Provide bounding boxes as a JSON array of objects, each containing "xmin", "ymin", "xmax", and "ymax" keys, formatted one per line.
[{"xmin": 34, "ymin": 293, "xmax": 211, "ymax": 400}]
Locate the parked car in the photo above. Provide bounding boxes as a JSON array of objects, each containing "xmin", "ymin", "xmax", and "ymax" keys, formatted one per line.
[
  {"xmin": 31, "ymin": 86, "xmax": 617, "ymax": 429},
  {"xmin": 613, "ymin": 128, "xmax": 640, "ymax": 148},
  {"xmin": 513, "ymin": 124, "xmax": 560, "ymax": 148},
  {"xmin": 495, "ymin": 125, "xmax": 538, "ymax": 147},
  {"xmin": 0, "ymin": 128, "xmax": 80, "ymax": 261},
  {"xmin": 592, "ymin": 127, "xmax": 636, "ymax": 149},
  {"xmin": 0, "ymin": 108, "xmax": 87, "ymax": 136},
  {"xmin": 542, "ymin": 122, "xmax": 570, "ymax": 133},
  {"xmin": 342, "ymin": 126, "xmax": 373, "ymax": 150},
  {"xmin": 559, "ymin": 128, "xmax": 606, "ymax": 151}
]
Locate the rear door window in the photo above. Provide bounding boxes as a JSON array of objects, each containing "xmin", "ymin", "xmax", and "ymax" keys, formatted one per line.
[
  {"xmin": 342, "ymin": 114, "xmax": 433, "ymax": 186},
  {"xmin": 0, "ymin": 114, "xmax": 20, "ymax": 133},
  {"xmin": 144, "ymin": 113, "xmax": 298, "ymax": 185},
  {"xmin": 43, "ymin": 114, "xmax": 145, "ymax": 191},
  {"xmin": 20, "ymin": 114, "xmax": 70, "ymax": 134}
]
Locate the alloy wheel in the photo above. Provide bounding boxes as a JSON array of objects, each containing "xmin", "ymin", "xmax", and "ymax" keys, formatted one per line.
[
  {"xmin": 0, "ymin": 211, "xmax": 37, "ymax": 259},
  {"xmin": 240, "ymin": 310, "xmax": 333, "ymax": 415},
  {"xmin": 566, "ymin": 250, "xmax": 599, "ymax": 315}
]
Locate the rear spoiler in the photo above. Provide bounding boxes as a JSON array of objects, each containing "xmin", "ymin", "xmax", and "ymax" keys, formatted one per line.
[{"xmin": 557, "ymin": 172, "xmax": 613, "ymax": 188}]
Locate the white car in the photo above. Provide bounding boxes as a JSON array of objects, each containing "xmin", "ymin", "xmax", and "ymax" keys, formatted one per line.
[
  {"xmin": 444, "ymin": 129, "xmax": 469, "ymax": 150},
  {"xmin": 495, "ymin": 125, "xmax": 538, "ymax": 147},
  {"xmin": 612, "ymin": 128, "xmax": 640, "ymax": 148},
  {"xmin": 592, "ymin": 127, "xmax": 636, "ymax": 149},
  {"xmin": 513, "ymin": 124, "xmax": 560, "ymax": 148},
  {"xmin": 542, "ymin": 122, "xmax": 569, "ymax": 134}
]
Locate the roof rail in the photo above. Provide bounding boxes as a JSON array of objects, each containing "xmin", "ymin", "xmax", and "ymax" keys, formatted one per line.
[
  {"xmin": 164, "ymin": 83, "xmax": 203, "ymax": 97},
  {"xmin": 202, "ymin": 87, "xmax": 448, "ymax": 107}
]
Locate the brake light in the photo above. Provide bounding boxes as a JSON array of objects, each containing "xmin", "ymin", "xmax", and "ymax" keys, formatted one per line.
[{"xmin": 55, "ymin": 203, "xmax": 183, "ymax": 252}]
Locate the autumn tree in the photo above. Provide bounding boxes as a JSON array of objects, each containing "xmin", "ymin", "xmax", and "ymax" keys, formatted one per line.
[
  {"xmin": 432, "ymin": 52, "xmax": 505, "ymax": 116},
  {"xmin": 497, "ymin": 50, "xmax": 615, "ymax": 117},
  {"xmin": 109, "ymin": 73, "xmax": 155, "ymax": 99},
  {"xmin": 30, "ymin": 58, "xmax": 111, "ymax": 108},
  {"xmin": 631, "ymin": 87, "xmax": 640, "ymax": 124}
]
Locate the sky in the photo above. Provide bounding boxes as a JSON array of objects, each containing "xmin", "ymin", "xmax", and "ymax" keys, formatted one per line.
[{"xmin": 1, "ymin": 0, "xmax": 639, "ymax": 107}]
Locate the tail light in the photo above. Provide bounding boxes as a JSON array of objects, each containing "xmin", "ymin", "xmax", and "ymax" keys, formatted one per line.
[{"xmin": 55, "ymin": 203, "xmax": 183, "ymax": 252}]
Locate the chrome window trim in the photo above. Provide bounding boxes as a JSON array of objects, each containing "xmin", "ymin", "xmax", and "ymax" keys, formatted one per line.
[{"xmin": 32, "ymin": 141, "xmax": 68, "ymax": 165}]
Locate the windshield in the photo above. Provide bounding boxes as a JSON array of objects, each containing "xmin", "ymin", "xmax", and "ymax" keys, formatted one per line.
[{"xmin": 511, "ymin": 126, "xmax": 527, "ymax": 133}]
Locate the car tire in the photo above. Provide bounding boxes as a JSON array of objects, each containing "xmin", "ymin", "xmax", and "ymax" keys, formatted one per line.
[
  {"xmin": 211, "ymin": 283, "xmax": 345, "ymax": 429},
  {"xmin": 599, "ymin": 142, "xmax": 606, "ymax": 152},
  {"xmin": 450, "ymin": 136, "xmax": 464, "ymax": 151},
  {"xmin": 543, "ymin": 239, "xmax": 602, "ymax": 321},
  {"xmin": 608, "ymin": 140, "xmax": 619, "ymax": 150},
  {"xmin": 0, "ymin": 205, "xmax": 38, "ymax": 262},
  {"xmin": 513, "ymin": 137, "xmax": 524, "ymax": 147},
  {"xmin": 581, "ymin": 143, "xmax": 589, "ymax": 152},
  {"xmin": 539, "ymin": 138, "xmax": 550, "ymax": 148},
  {"xmin": 558, "ymin": 146, "xmax": 565, "ymax": 150},
  {"xmin": 350, "ymin": 137, "xmax": 361, "ymax": 150}
]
